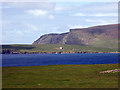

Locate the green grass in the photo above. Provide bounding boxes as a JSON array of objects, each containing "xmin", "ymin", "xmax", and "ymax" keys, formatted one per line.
[
  {"xmin": 1, "ymin": 44, "xmax": 118, "ymax": 53},
  {"xmin": 2, "ymin": 64, "xmax": 118, "ymax": 88}
]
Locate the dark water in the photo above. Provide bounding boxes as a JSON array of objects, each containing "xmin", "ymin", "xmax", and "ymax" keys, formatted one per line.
[{"xmin": 2, "ymin": 53, "xmax": 118, "ymax": 67}]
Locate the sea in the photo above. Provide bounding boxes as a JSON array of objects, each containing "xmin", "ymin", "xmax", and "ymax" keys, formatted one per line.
[{"xmin": 2, "ymin": 53, "xmax": 118, "ymax": 67}]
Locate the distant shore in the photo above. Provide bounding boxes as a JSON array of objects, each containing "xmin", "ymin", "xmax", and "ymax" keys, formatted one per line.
[
  {"xmin": 1, "ymin": 44, "xmax": 118, "ymax": 54},
  {"xmin": 1, "ymin": 49, "xmax": 119, "ymax": 54}
]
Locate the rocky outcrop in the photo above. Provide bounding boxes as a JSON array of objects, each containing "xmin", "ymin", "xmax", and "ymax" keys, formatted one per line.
[
  {"xmin": 100, "ymin": 69, "xmax": 120, "ymax": 74},
  {"xmin": 33, "ymin": 33, "xmax": 68, "ymax": 45}
]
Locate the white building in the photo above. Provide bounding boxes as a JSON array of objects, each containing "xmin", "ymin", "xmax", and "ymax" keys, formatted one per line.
[{"xmin": 59, "ymin": 47, "xmax": 63, "ymax": 50}]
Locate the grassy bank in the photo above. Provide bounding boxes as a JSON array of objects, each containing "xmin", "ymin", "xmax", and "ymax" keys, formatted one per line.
[
  {"xmin": 2, "ymin": 64, "xmax": 118, "ymax": 88},
  {"xmin": 1, "ymin": 44, "xmax": 118, "ymax": 53}
]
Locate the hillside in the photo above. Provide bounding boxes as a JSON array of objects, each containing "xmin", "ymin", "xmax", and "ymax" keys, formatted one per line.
[
  {"xmin": 33, "ymin": 24, "xmax": 118, "ymax": 49},
  {"xmin": 1, "ymin": 44, "xmax": 118, "ymax": 54}
]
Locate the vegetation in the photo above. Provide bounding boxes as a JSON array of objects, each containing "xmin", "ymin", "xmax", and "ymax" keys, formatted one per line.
[
  {"xmin": 2, "ymin": 64, "xmax": 118, "ymax": 88},
  {"xmin": 1, "ymin": 44, "xmax": 118, "ymax": 54}
]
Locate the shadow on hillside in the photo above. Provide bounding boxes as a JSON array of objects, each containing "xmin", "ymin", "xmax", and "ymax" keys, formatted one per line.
[{"xmin": 2, "ymin": 45, "xmax": 35, "ymax": 50}]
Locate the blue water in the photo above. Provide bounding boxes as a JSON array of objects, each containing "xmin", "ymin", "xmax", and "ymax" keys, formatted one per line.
[{"xmin": 2, "ymin": 53, "xmax": 118, "ymax": 67}]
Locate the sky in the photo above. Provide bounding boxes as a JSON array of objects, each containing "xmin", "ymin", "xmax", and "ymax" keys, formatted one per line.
[{"xmin": 1, "ymin": 1, "xmax": 118, "ymax": 44}]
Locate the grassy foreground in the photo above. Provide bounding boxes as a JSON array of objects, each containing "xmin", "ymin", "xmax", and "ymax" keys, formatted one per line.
[{"xmin": 2, "ymin": 64, "xmax": 118, "ymax": 88}]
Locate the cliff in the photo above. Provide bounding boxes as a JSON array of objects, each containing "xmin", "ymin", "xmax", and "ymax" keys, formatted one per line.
[{"xmin": 33, "ymin": 24, "xmax": 118, "ymax": 48}]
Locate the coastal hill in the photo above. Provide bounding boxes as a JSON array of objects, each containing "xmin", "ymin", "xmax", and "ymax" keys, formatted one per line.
[
  {"xmin": 1, "ymin": 24, "xmax": 118, "ymax": 54},
  {"xmin": 33, "ymin": 24, "xmax": 118, "ymax": 49}
]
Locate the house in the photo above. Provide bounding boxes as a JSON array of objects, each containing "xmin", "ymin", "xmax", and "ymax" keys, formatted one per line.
[{"xmin": 59, "ymin": 47, "xmax": 63, "ymax": 50}]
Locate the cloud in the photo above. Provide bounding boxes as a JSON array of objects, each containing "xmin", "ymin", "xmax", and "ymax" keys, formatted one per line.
[
  {"xmin": 2, "ymin": 0, "xmax": 119, "ymax": 2},
  {"xmin": 90, "ymin": 13, "xmax": 117, "ymax": 17},
  {"xmin": 85, "ymin": 19, "xmax": 117, "ymax": 26},
  {"xmin": 85, "ymin": 19, "xmax": 93, "ymax": 22},
  {"xmin": 27, "ymin": 9, "xmax": 47, "ymax": 16},
  {"xmin": 68, "ymin": 24, "xmax": 88, "ymax": 29},
  {"xmin": 2, "ymin": 2, "xmax": 118, "ymax": 44},
  {"xmin": 15, "ymin": 29, "xmax": 23, "ymax": 35},
  {"xmin": 25, "ymin": 23, "xmax": 38, "ymax": 31},
  {"xmin": 80, "ymin": 2, "xmax": 118, "ymax": 13},
  {"xmin": 48, "ymin": 15, "xmax": 54, "ymax": 19},
  {"xmin": 66, "ymin": 2, "xmax": 118, "ymax": 18},
  {"xmin": 72, "ymin": 13, "xmax": 86, "ymax": 16},
  {"xmin": 4, "ymin": 29, "xmax": 24, "ymax": 37},
  {"xmin": 54, "ymin": 4, "xmax": 76, "ymax": 12},
  {"xmin": 72, "ymin": 13, "xmax": 117, "ymax": 17},
  {"xmin": 3, "ymin": 2, "xmax": 55, "ymax": 10},
  {"xmin": 54, "ymin": 5, "xmax": 67, "ymax": 11},
  {"xmin": 54, "ymin": 6, "xmax": 63, "ymax": 11},
  {"xmin": 97, "ymin": 20, "xmax": 117, "ymax": 25},
  {"xmin": 27, "ymin": 9, "xmax": 55, "ymax": 19}
]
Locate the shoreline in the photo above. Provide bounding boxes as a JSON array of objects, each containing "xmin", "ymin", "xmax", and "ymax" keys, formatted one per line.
[
  {"xmin": 2, "ymin": 63, "xmax": 118, "ymax": 68},
  {"xmin": 2, "ymin": 44, "xmax": 117, "ymax": 54},
  {"xmin": 1, "ymin": 51, "xmax": 119, "ymax": 54}
]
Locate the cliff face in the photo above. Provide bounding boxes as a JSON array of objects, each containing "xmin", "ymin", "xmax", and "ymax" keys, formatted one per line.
[
  {"xmin": 33, "ymin": 33, "xmax": 68, "ymax": 44},
  {"xmin": 33, "ymin": 24, "xmax": 118, "ymax": 48}
]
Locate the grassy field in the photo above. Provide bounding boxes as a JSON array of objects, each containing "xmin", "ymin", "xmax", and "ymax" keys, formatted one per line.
[
  {"xmin": 1, "ymin": 44, "xmax": 118, "ymax": 53},
  {"xmin": 2, "ymin": 64, "xmax": 118, "ymax": 88}
]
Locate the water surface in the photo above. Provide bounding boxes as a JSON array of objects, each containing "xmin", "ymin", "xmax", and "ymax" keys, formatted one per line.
[{"xmin": 2, "ymin": 53, "xmax": 118, "ymax": 67}]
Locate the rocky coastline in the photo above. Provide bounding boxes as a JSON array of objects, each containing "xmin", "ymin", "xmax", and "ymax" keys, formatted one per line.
[{"xmin": 0, "ymin": 49, "xmax": 118, "ymax": 54}]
